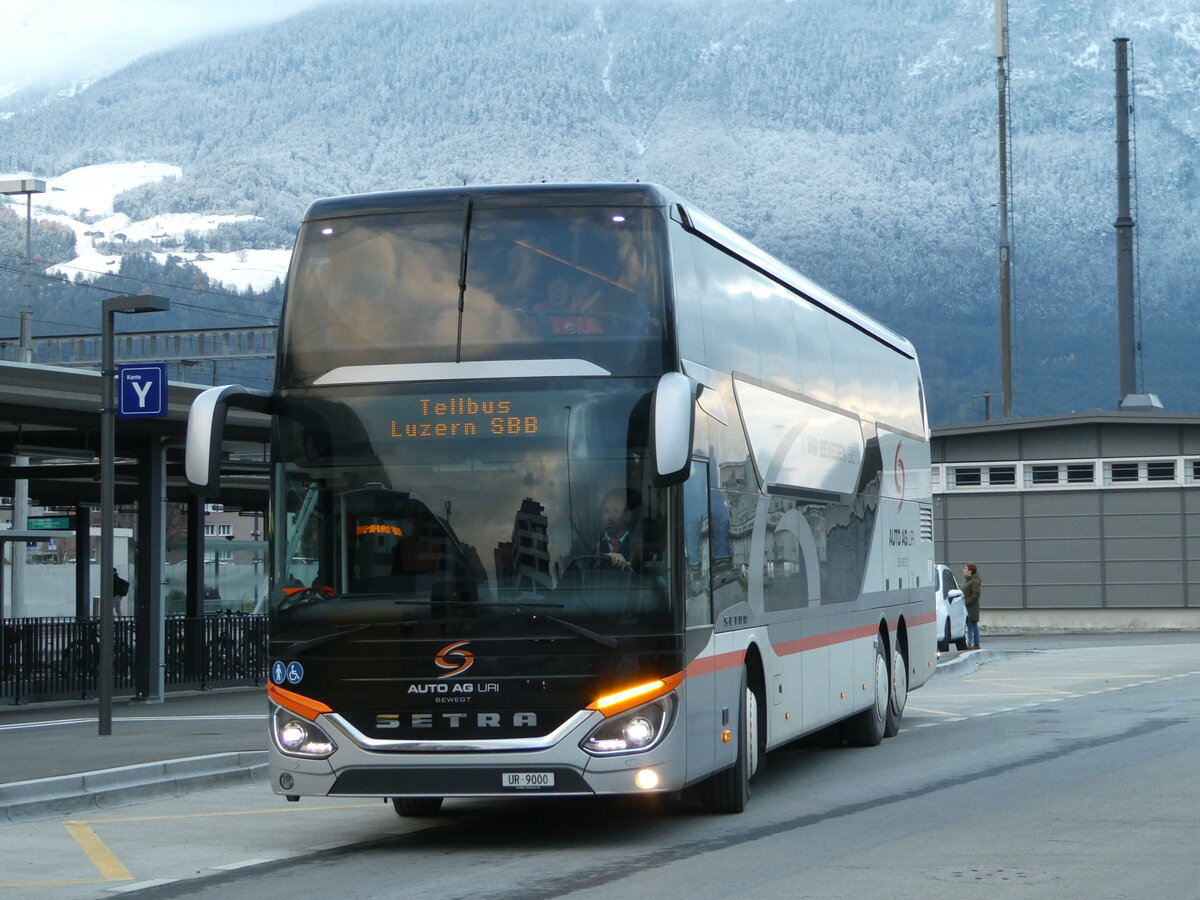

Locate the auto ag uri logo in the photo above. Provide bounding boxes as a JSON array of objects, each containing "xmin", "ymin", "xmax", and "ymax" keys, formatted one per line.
[
  {"xmin": 435, "ymin": 640, "xmax": 474, "ymax": 678},
  {"xmin": 894, "ymin": 440, "xmax": 907, "ymax": 511}
]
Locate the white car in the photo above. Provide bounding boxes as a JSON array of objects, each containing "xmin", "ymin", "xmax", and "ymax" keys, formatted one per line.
[{"xmin": 935, "ymin": 563, "xmax": 968, "ymax": 652}]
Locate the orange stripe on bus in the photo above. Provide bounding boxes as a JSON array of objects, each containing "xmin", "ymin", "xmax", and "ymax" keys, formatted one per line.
[
  {"xmin": 683, "ymin": 648, "xmax": 746, "ymax": 678},
  {"xmin": 772, "ymin": 623, "xmax": 880, "ymax": 657}
]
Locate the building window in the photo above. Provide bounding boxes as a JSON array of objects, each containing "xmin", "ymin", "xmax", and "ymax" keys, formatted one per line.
[
  {"xmin": 954, "ymin": 467, "xmax": 982, "ymax": 487},
  {"xmin": 1067, "ymin": 463, "xmax": 1094, "ymax": 484},
  {"xmin": 1110, "ymin": 462, "xmax": 1139, "ymax": 483},
  {"xmin": 203, "ymin": 524, "xmax": 216, "ymax": 537},
  {"xmin": 1030, "ymin": 464, "xmax": 1059, "ymax": 485},
  {"xmin": 1146, "ymin": 461, "xmax": 1175, "ymax": 482},
  {"xmin": 988, "ymin": 465, "xmax": 1015, "ymax": 486},
  {"xmin": 1192, "ymin": 460, "xmax": 1200, "ymax": 483}
]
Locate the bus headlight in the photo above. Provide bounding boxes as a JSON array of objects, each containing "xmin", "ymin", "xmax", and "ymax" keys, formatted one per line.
[
  {"xmin": 581, "ymin": 694, "xmax": 675, "ymax": 756},
  {"xmin": 271, "ymin": 706, "xmax": 337, "ymax": 759}
]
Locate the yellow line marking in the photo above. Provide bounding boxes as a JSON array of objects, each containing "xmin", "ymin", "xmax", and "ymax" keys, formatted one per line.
[
  {"xmin": 65, "ymin": 820, "xmax": 133, "ymax": 881},
  {"xmin": 84, "ymin": 802, "xmax": 380, "ymax": 825},
  {"xmin": 963, "ymin": 679, "xmax": 1074, "ymax": 695},
  {"xmin": 905, "ymin": 705, "xmax": 961, "ymax": 717},
  {"xmin": 0, "ymin": 803, "xmax": 381, "ymax": 888}
]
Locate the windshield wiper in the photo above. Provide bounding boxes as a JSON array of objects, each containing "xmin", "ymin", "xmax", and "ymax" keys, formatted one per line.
[
  {"xmin": 526, "ymin": 610, "xmax": 618, "ymax": 649},
  {"xmin": 282, "ymin": 623, "xmax": 374, "ymax": 656}
]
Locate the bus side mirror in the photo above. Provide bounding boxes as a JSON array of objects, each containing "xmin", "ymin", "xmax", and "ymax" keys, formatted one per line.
[
  {"xmin": 651, "ymin": 372, "xmax": 695, "ymax": 487},
  {"xmin": 186, "ymin": 385, "xmax": 271, "ymax": 497}
]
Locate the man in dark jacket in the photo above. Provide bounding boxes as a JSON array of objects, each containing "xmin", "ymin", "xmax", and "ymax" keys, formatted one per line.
[
  {"xmin": 597, "ymin": 488, "xmax": 639, "ymax": 571},
  {"xmin": 962, "ymin": 563, "xmax": 982, "ymax": 649}
]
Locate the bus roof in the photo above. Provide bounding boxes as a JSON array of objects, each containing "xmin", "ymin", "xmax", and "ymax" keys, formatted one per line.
[
  {"xmin": 302, "ymin": 182, "xmax": 680, "ymax": 220},
  {"xmin": 302, "ymin": 182, "xmax": 915, "ymax": 359}
]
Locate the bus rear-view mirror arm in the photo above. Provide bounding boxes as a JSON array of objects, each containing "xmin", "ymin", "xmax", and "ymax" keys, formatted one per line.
[
  {"xmin": 186, "ymin": 384, "xmax": 272, "ymax": 497},
  {"xmin": 651, "ymin": 371, "xmax": 696, "ymax": 487}
]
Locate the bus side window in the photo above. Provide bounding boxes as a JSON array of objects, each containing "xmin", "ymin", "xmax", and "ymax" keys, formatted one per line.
[{"xmin": 683, "ymin": 461, "xmax": 712, "ymax": 627}]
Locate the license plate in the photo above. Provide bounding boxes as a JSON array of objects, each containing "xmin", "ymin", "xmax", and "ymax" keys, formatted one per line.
[{"xmin": 502, "ymin": 772, "xmax": 555, "ymax": 789}]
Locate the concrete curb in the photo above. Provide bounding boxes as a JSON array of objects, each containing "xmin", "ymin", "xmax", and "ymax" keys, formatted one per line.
[{"xmin": 0, "ymin": 751, "xmax": 268, "ymax": 823}]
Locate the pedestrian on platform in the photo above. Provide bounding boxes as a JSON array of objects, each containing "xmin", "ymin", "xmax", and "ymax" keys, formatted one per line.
[{"xmin": 962, "ymin": 563, "xmax": 982, "ymax": 649}]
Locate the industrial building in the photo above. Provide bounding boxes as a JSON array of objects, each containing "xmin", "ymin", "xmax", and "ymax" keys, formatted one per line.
[{"xmin": 932, "ymin": 411, "xmax": 1200, "ymax": 631}]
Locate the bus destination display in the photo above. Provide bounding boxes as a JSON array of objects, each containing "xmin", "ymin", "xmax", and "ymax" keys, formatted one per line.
[{"xmin": 390, "ymin": 396, "xmax": 539, "ymax": 439}]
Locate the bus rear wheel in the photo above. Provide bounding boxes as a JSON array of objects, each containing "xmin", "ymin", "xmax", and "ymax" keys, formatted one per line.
[
  {"xmin": 391, "ymin": 796, "xmax": 443, "ymax": 817},
  {"xmin": 884, "ymin": 643, "xmax": 907, "ymax": 738},
  {"xmin": 844, "ymin": 640, "xmax": 887, "ymax": 747}
]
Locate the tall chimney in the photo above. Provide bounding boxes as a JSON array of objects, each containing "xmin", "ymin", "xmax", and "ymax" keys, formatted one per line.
[{"xmin": 1113, "ymin": 38, "xmax": 1162, "ymax": 411}]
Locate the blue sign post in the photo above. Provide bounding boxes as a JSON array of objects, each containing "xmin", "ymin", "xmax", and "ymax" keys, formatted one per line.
[{"xmin": 118, "ymin": 363, "xmax": 168, "ymax": 418}]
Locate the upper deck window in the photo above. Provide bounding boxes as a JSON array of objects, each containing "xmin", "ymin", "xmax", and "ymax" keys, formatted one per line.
[{"xmin": 280, "ymin": 204, "xmax": 669, "ymax": 386}]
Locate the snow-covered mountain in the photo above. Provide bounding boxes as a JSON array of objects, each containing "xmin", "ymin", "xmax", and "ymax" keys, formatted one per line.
[{"xmin": 1, "ymin": 0, "xmax": 1198, "ymax": 423}]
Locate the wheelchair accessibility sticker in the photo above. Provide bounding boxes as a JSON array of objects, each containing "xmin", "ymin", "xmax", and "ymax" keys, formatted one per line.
[{"xmin": 272, "ymin": 661, "xmax": 304, "ymax": 685}]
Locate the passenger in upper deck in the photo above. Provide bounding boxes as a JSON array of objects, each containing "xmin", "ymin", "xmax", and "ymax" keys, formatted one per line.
[{"xmin": 534, "ymin": 276, "xmax": 604, "ymax": 335}]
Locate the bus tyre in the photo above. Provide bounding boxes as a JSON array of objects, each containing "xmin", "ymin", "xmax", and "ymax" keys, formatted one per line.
[
  {"xmin": 392, "ymin": 796, "xmax": 443, "ymax": 817},
  {"xmin": 884, "ymin": 643, "xmax": 907, "ymax": 738},
  {"xmin": 702, "ymin": 670, "xmax": 757, "ymax": 814},
  {"xmin": 844, "ymin": 640, "xmax": 886, "ymax": 747}
]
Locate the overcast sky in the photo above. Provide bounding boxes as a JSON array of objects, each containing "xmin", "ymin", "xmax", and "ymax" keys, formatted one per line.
[{"xmin": 1, "ymin": 0, "xmax": 336, "ymax": 94}]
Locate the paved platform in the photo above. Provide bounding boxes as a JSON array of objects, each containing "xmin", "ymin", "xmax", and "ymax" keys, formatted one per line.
[{"xmin": 0, "ymin": 688, "xmax": 267, "ymax": 822}]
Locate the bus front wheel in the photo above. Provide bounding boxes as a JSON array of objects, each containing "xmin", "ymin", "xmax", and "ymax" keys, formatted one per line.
[
  {"xmin": 701, "ymin": 669, "xmax": 757, "ymax": 814},
  {"xmin": 392, "ymin": 796, "xmax": 443, "ymax": 817}
]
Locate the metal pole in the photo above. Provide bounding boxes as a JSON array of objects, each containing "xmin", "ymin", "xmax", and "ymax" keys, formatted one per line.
[
  {"xmin": 13, "ymin": 191, "xmax": 35, "ymax": 615},
  {"xmin": 99, "ymin": 306, "xmax": 115, "ymax": 735},
  {"xmin": 1113, "ymin": 37, "xmax": 1137, "ymax": 403},
  {"xmin": 21, "ymin": 192, "xmax": 32, "ymax": 357},
  {"xmin": 996, "ymin": 0, "xmax": 1014, "ymax": 419}
]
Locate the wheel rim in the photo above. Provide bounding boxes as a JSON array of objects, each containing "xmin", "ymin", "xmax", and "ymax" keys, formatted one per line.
[
  {"xmin": 891, "ymin": 647, "xmax": 907, "ymax": 717},
  {"xmin": 745, "ymin": 686, "xmax": 759, "ymax": 778},
  {"xmin": 873, "ymin": 649, "xmax": 888, "ymax": 722}
]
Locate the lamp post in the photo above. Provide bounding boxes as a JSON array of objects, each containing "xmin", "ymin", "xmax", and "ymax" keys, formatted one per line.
[
  {"xmin": 0, "ymin": 177, "xmax": 46, "ymax": 360},
  {"xmin": 1, "ymin": 178, "xmax": 46, "ymax": 618},
  {"xmin": 99, "ymin": 294, "xmax": 170, "ymax": 736}
]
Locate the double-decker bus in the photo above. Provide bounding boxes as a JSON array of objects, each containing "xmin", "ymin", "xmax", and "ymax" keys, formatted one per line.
[{"xmin": 187, "ymin": 183, "xmax": 935, "ymax": 815}]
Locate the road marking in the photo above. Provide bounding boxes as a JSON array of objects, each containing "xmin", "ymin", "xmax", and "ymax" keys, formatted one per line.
[
  {"xmin": 64, "ymin": 820, "xmax": 133, "ymax": 882},
  {"xmin": 0, "ymin": 715, "xmax": 264, "ymax": 732},
  {"xmin": 82, "ymin": 802, "xmax": 380, "ymax": 825},
  {"xmin": 906, "ymin": 705, "xmax": 960, "ymax": 717},
  {"xmin": 962, "ymin": 678, "xmax": 1075, "ymax": 695},
  {"xmin": 0, "ymin": 802, "xmax": 381, "ymax": 888}
]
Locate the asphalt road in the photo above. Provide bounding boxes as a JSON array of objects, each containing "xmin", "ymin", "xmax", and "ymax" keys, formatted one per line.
[{"xmin": 2, "ymin": 634, "xmax": 1197, "ymax": 899}]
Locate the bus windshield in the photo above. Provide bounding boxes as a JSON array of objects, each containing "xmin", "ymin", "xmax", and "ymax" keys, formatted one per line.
[
  {"xmin": 280, "ymin": 204, "xmax": 669, "ymax": 386},
  {"xmin": 272, "ymin": 379, "xmax": 674, "ymax": 641}
]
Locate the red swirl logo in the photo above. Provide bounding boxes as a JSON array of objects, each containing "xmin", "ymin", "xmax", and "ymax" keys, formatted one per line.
[
  {"xmin": 894, "ymin": 441, "xmax": 907, "ymax": 511},
  {"xmin": 435, "ymin": 640, "xmax": 474, "ymax": 678}
]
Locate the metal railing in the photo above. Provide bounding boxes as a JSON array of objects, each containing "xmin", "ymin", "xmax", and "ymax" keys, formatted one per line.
[{"xmin": 1, "ymin": 614, "xmax": 269, "ymax": 704}]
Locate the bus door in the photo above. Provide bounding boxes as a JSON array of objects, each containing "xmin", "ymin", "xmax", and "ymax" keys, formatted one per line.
[{"xmin": 683, "ymin": 460, "xmax": 717, "ymax": 782}]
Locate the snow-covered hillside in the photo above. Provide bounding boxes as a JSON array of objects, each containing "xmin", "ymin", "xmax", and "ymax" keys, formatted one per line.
[{"xmin": 0, "ymin": 161, "xmax": 290, "ymax": 292}]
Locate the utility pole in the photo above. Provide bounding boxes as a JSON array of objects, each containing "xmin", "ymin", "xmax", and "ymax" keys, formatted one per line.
[
  {"xmin": 995, "ymin": 0, "xmax": 1014, "ymax": 419},
  {"xmin": 1113, "ymin": 37, "xmax": 1137, "ymax": 403}
]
